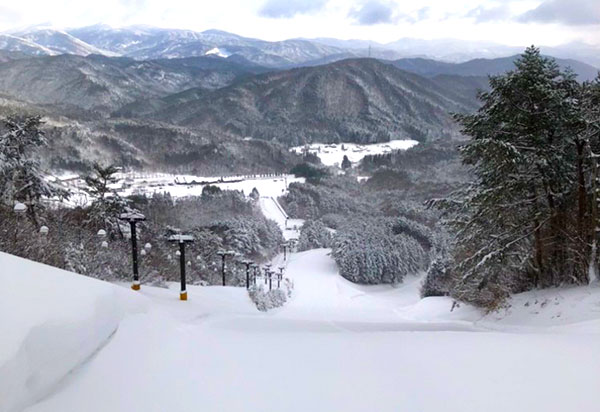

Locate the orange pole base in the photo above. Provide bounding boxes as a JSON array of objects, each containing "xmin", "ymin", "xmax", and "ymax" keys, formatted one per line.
[
  {"xmin": 180, "ymin": 291, "xmax": 188, "ymax": 301},
  {"xmin": 131, "ymin": 283, "xmax": 141, "ymax": 291}
]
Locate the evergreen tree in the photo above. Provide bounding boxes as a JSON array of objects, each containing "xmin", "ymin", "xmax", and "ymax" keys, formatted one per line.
[
  {"xmin": 341, "ymin": 155, "xmax": 352, "ymax": 169},
  {"xmin": 297, "ymin": 219, "xmax": 332, "ymax": 251},
  {"xmin": 0, "ymin": 116, "xmax": 67, "ymax": 223},
  {"xmin": 440, "ymin": 47, "xmax": 595, "ymax": 307}
]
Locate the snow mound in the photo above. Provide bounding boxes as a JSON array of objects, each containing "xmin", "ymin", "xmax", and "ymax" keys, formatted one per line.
[
  {"xmin": 483, "ymin": 283, "xmax": 600, "ymax": 331},
  {"xmin": 0, "ymin": 252, "xmax": 146, "ymax": 412}
]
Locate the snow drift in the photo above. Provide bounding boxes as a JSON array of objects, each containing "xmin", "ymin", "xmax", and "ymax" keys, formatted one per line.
[{"xmin": 0, "ymin": 252, "xmax": 145, "ymax": 412}]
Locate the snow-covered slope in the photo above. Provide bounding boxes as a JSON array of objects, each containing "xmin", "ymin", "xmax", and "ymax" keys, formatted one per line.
[
  {"xmin": 3, "ymin": 245, "xmax": 600, "ymax": 412},
  {"xmin": 258, "ymin": 196, "xmax": 304, "ymax": 240},
  {"xmin": 8, "ymin": 248, "xmax": 598, "ymax": 412},
  {"xmin": 0, "ymin": 252, "xmax": 146, "ymax": 412}
]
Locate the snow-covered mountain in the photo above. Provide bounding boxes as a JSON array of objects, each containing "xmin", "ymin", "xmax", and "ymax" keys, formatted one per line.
[
  {"xmin": 0, "ymin": 33, "xmax": 54, "ymax": 56},
  {"xmin": 66, "ymin": 26, "xmax": 346, "ymax": 66},
  {"xmin": 1, "ymin": 25, "xmax": 599, "ymax": 68},
  {"xmin": 13, "ymin": 29, "xmax": 116, "ymax": 56}
]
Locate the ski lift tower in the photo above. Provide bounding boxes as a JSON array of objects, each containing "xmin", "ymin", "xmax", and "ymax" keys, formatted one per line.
[
  {"xmin": 168, "ymin": 234, "xmax": 195, "ymax": 300},
  {"xmin": 119, "ymin": 212, "xmax": 146, "ymax": 290}
]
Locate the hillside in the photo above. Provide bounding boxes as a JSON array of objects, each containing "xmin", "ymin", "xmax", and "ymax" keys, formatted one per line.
[
  {"xmin": 139, "ymin": 58, "xmax": 483, "ymax": 146},
  {"xmin": 0, "ymin": 54, "xmax": 268, "ymax": 113}
]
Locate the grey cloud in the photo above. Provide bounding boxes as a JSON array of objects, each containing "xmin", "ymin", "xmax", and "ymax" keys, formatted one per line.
[
  {"xmin": 466, "ymin": 5, "xmax": 511, "ymax": 23},
  {"xmin": 259, "ymin": 0, "xmax": 328, "ymax": 19},
  {"xmin": 349, "ymin": 1, "xmax": 399, "ymax": 25},
  {"xmin": 518, "ymin": 0, "xmax": 600, "ymax": 26}
]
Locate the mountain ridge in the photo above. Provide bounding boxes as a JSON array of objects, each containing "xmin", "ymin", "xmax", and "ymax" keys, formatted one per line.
[
  {"xmin": 1, "ymin": 25, "xmax": 598, "ymax": 68},
  {"xmin": 137, "ymin": 58, "xmax": 483, "ymax": 146}
]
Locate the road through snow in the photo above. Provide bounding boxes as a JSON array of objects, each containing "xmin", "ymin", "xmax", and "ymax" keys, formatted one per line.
[{"xmin": 21, "ymin": 248, "xmax": 600, "ymax": 412}]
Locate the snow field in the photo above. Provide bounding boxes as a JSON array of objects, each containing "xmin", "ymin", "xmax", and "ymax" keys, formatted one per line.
[
  {"xmin": 0, "ymin": 252, "xmax": 147, "ymax": 412},
  {"xmin": 289, "ymin": 139, "xmax": 419, "ymax": 167},
  {"xmin": 55, "ymin": 173, "xmax": 305, "ymax": 207},
  {"xmin": 18, "ymin": 248, "xmax": 600, "ymax": 412}
]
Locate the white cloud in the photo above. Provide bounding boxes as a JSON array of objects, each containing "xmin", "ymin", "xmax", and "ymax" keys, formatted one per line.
[{"xmin": 0, "ymin": 0, "xmax": 595, "ymax": 47}]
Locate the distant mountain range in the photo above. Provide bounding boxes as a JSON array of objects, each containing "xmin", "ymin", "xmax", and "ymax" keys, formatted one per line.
[
  {"xmin": 1, "ymin": 25, "xmax": 599, "ymax": 68},
  {"xmin": 391, "ymin": 55, "xmax": 599, "ymax": 82},
  {"xmin": 0, "ymin": 48, "xmax": 594, "ymax": 117},
  {"xmin": 0, "ymin": 25, "xmax": 597, "ymax": 174}
]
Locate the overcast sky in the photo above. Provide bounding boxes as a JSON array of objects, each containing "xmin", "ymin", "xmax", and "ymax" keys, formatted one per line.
[{"xmin": 0, "ymin": 0, "xmax": 598, "ymax": 46}]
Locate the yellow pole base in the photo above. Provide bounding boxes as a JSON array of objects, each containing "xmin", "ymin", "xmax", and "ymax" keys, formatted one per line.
[
  {"xmin": 180, "ymin": 291, "xmax": 188, "ymax": 301},
  {"xmin": 131, "ymin": 283, "xmax": 141, "ymax": 291}
]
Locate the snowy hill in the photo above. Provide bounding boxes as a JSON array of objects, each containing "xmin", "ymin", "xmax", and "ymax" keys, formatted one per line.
[{"xmin": 2, "ymin": 247, "xmax": 600, "ymax": 412}]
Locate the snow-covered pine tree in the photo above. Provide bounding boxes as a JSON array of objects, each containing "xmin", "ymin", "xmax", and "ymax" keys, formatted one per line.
[
  {"xmin": 442, "ymin": 47, "xmax": 595, "ymax": 307},
  {"xmin": 0, "ymin": 116, "xmax": 67, "ymax": 224},
  {"xmin": 297, "ymin": 219, "xmax": 332, "ymax": 251}
]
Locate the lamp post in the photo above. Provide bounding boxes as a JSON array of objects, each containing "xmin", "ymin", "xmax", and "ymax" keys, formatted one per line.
[
  {"xmin": 252, "ymin": 264, "xmax": 259, "ymax": 286},
  {"xmin": 169, "ymin": 234, "xmax": 194, "ymax": 301},
  {"xmin": 289, "ymin": 238, "xmax": 297, "ymax": 253},
  {"xmin": 267, "ymin": 269, "xmax": 273, "ymax": 291},
  {"xmin": 97, "ymin": 229, "xmax": 107, "ymax": 248},
  {"xmin": 13, "ymin": 202, "xmax": 26, "ymax": 245},
  {"xmin": 263, "ymin": 263, "xmax": 272, "ymax": 285},
  {"xmin": 240, "ymin": 259, "xmax": 253, "ymax": 289},
  {"xmin": 281, "ymin": 241, "xmax": 290, "ymax": 261},
  {"xmin": 119, "ymin": 212, "xmax": 146, "ymax": 291},
  {"xmin": 216, "ymin": 249, "xmax": 235, "ymax": 286},
  {"xmin": 13, "ymin": 202, "xmax": 26, "ymax": 214},
  {"xmin": 277, "ymin": 266, "xmax": 284, "ymax": 289}
]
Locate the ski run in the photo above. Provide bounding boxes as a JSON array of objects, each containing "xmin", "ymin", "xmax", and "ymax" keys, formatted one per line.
[{"xmin": 2, "ymin": 246, "xmax": 600, "ymax": 411}]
